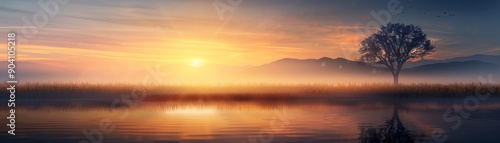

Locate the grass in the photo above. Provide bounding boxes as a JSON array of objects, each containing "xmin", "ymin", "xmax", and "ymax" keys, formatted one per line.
[{"xmin": 6, "ymin": 83, "xmax": 499, "ymax": 102}]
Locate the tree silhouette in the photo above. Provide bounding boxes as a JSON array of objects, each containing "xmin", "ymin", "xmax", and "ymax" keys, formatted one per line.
[{"xmin": 358, "ymin": 23, "xmax": 435, "ymax": 85}]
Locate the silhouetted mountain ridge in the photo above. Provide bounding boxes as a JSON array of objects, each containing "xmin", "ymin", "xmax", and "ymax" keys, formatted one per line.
[
  {"xmin": 238, "ymin": 54, "xmax": 500, "ymax": 79},
  {"xmin": 240, "ymin": 57, "xmax": 380, "ymax": 77},
  {"xmin": 4, "ymin": 54, "xmax": 500, "ymax": 83},
  {"xmin": 405, "ymin": 54, "xmax": 500, "ymax": 68},
  {"xmin": 404, "ymin": 60, "xmax": 500, "ymax": 75}
]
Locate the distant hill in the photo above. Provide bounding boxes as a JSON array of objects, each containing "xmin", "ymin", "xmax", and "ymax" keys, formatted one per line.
[
  {"xmin": 404, "ymin": 60, "xmax": 500, "ymax": 76},
  {"xmin": 4, "ymin": 54, "xmax": 500, "ymax": 83},
  {"xmin": 238, "ymin": 57, "xmax": 383, "ymax": 77},
  {"xmin": 238, "ymin": 56, "xmax": 500, "ymax": 77},
  {"xmin": 234, "ymin": 55, "xmax": 500, "ymax": 83},
  {"xmin": 404, "ymin": 54, "xmax": 500, "ymax": 68},
  {"xmin": 0, "ymin": 61, "xmax": 66, "ymax": 81}
]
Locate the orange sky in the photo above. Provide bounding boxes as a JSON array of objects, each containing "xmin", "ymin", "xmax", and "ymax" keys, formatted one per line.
[
  {"xmin": 1, "ymin": 0, "xmax": 499, "ymax": 83},
  {"xmin": 12, "ymin": 17, "xmax": 366, "ymax": 67},
  {"xmin": 3, "ymin": 0, "xmax": 498, "ymax": 68}
]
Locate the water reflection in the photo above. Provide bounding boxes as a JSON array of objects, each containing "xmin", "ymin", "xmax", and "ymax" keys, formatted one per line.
[
  {"xmin": 359, "ymin": 102, "xmax": 425, "ymax": 143},
  {"xmin": 2, "ymin": 98, "xmax": 500, "ymax": 143}
]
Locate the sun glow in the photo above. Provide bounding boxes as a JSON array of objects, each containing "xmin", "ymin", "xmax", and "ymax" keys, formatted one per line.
[{"xmin": 191, "ymin": 59, "xmax": 202, "ymax": 68}]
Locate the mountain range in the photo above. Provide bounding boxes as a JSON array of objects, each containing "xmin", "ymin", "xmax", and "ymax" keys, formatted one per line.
[
  {"xmin": 1, "ymin": 54, "xmax": 499, "ymax": 83},
  {"xmin": 235, "ymin": 54, "xmax": 500, "ymax": 83},
  {"xmin": 240, "ymin": 54, "xmax": 500, "ymax": 75},
  {"xmin": 404, "ymin": 54, "xmax": 500, "ymax": 68}
]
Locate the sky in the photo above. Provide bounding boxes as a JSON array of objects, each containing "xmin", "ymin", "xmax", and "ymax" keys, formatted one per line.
[{"xmin": 0, "ymin": 0, "xmax": 499, "ymax": 82}]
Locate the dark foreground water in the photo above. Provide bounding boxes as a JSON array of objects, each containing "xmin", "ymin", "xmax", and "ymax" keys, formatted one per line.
[{"xmin": 2, "ymin": 97, "xmax": 500, "ymax": 143}]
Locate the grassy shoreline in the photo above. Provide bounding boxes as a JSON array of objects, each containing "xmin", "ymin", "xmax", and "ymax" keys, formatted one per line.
[{"xmin": 6, "ymin": 83, "xmax": 499, "ymax": 101}]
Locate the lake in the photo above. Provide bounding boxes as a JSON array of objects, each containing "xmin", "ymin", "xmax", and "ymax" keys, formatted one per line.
[{"xmin": 2, "ymin": 97, "xmax": 500, "ymax": 143}]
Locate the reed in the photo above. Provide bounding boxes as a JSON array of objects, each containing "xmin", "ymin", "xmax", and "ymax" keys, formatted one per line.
[{"xmin": 5, "ymin": 82, "xmax": 498, "ymax": 102}]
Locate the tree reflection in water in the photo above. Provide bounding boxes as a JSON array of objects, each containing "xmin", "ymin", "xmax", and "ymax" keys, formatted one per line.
[{"xmin": 358, "ymin": 102, "xmax": 426, "ymax": 143}]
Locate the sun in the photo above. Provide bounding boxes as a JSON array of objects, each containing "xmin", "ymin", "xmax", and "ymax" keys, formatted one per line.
[{"xmin": 190, "ymin": 59, "xmax": 202, "ymax": 68}]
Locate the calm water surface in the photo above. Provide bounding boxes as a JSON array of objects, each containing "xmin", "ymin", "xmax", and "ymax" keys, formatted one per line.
[{"xmin": 2, "ymin": 97, "xmax": 500, "ymax": 143}]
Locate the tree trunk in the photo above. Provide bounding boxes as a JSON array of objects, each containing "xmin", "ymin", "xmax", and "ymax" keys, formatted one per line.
[{"xmin": 393, "ymin": 73, "xmax": 399, "ymax": 86}]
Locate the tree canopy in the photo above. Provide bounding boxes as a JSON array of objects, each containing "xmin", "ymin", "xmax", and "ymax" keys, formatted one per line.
[{"xmin": 359, "ymin": 23, "xmax": 435, "ymax": 85}]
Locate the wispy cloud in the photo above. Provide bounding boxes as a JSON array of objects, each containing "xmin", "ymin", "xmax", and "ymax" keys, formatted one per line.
[{"xmin": 0, "ymin": 0, "xmax": 498, "ymax": 67}]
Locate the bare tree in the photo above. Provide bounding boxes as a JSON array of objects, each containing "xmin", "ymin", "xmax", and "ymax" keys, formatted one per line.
[{"xmin": 359, "ymin": 23, "xmax": 435, "ymax": 85}]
